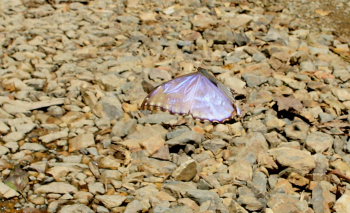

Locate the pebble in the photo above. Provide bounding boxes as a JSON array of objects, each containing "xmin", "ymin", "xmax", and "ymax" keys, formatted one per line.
[
  {"xmin": 166, "ymin": 131, "xmax": 203, "ymax": 146},
  {"xmin": 58, "ymin": 204, "xmax": 94, "ymax": 213},
  {"xmin": 311, "ymin": 181, "xmax": 335, "ymax": 213},
  {"xmin": 139, "ymin": 113, "xmax": 178, "ymax": 124},
  {"xmin": 237, "ymin": 186, "xmax": 264, "ymax": 211},
  {"xmin": 0, "ymin": 121, "xmax": 10, "ymax": 134},
  {"xmin": 34, "ymin": 182, "xmax": 78, "ymax": 194},
  {"xmin": 186, "ymin": 189, "xmax": 227, "ymax": 212},
  {"xmin": 305, "ymin": 131, "xmax": 333, "ymax": 153},
  {"xmin": 88, "ymin": 182, "xmax": 105, "ymax": 194},
  {"xmin": 69, "ymin": 133, "xmax": 95, "ymax": 152},
  {"xmin": 95, "ymin": 195, "xmax": 127, "ymax": 209},
  {"xmin": 20, "ymin": 143, "xmax": 46, "ymax": 151},
  {"xmin": 2, "ymin": 132, "xmax": 24, "ymax": 143},
  {"xmin": 172, "ymin": 159, "xmax": 197, "ymax": 181},
  {"xmin": 334, "ymin": 190, "xmax": 350, "ymax": 213},
  {"xmin": 269, "ymin": 147, "xmax": 316, "ymax": 174},
  {"xmin": 40, "ymin": 129, "xmax": 69, "ymax": 143},
  {"xmin": 284, "ymin": 121, "xmax": 309, "ymax": 141}
]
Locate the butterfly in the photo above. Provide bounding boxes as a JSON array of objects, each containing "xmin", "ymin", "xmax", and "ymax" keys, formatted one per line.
[{"xmin": 141, "ymin": 68, "xmax": 242, "ymax": 123}]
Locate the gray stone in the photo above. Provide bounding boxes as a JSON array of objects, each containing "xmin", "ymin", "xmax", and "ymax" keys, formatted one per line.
[
  {"xmin": 187, "ymin": 189, "xmax": 227, "ymax": 212},
  {"xmin": 252, "ymin": 52, "xmax": 267, "ymax": 62},
  {"xmin": 2, "ymin": 132, "xmax": 24, "ymax": 143},
  {"xmin": 237, "ymin": 186, "xmax": 264, "ymax": 211},
  {"xmin": 268, "ymin": 193, "xmax": 309, "ymax": 212},
  {"xmin": 88, "ymin": 182, "xmax": 105, "ymax": 194},
  {"xmin": 311, "ymin": 181, "xmax": 335, "ymax": 213},
  {"xmin": 269, "ymin": 147, "xmax": 316, "ymax": 174},
  {"xmin": 69, "ymin": 133, "xmax": 95, "ymax": 152},
  {"xmin": 164, "ymin": 181, "xmax": 197, "ymax": 195},
  {"xmin": 98, "ymin": 96, "xmax": 124, "ymax": 120},
  {"xmin": 319, "ymin": 112, "xmax": 335, "ymax": 123},
  {"xmin": 139, "ymin": 113, "xmax": 178, "ymax": 124},
  {"xmin": 300, "ymin": 61, "xmax": 315, "ymax": 71},
  {"xmin": 125, "ymin": 200, "xmax": 145, "ymax": 213},
  {"xmin": 172, "ymin": 160, "xmax": 197, "ymax": 181},
  {"xmin": 34, "ymin": 182, "xmax": 78, "ymax": 194},
  {"xmin": 242, "ymin": 73, "xmax": 268, "ymax": 87},
  {"xmin": 20, "ymin": 143, "xmax": 46, "ymax": 151},
  {"xmin": 166, "ymin": 131, "xmax": 203, "ymax": 146},
  {"xmin": 111, "ymin": 119, "xmax": 137, "ymax": 137},
  {"xmin": 284, "ymin": 121, "xmax": 309, "ymax": 141},
  {"xmin": 58, "ymin": 204, "xmax": 94, "ymax": 213},
  {"xmin": 252, "ymin": 171, "xmax": 267, "ymax": 194},
  {"xmin": 95, "ymin": 195, "xmax": 126, "ymax": 209},
  {"xmin": 306, "ymin": 131, "xmax": 333, "ymax": 153},
  {"xmin": 202, "ymin": 139, "xmax": 227, "ymax": 154}
]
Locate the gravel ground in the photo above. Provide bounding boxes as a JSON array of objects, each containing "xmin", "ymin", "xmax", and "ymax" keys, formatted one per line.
[{"xmin": 0, "ymin": 0, "xmax": 350, "ymax": 213}]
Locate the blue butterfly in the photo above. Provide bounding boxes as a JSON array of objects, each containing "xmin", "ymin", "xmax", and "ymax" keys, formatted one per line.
[{"xmin": 142, "ymin": 68, "xmax": 242, "ymax": 123}]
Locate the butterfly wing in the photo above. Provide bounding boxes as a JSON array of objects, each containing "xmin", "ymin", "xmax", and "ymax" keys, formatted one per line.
[
  {"xmin": 142, "ymin": 72, "xmax": 200, "ymax": 115},
  {"xmin": 142, "ymin": 70, "xmax": 239, "ymax": 122},
  {"xmin": 187, "ymin": 73, "xmax": 236, "ymax": 122}
]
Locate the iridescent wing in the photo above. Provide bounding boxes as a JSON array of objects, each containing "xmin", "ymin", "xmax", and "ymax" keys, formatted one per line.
[{"xmin": 141, "ymin": 68, "xmax": 241, "ymax": 122}]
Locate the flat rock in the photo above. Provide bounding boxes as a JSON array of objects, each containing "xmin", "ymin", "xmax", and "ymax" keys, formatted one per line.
[
  {"xmin": 202, "ymin": 139, "xmax": 227, "ymax": 154},
  {"xmin": 284, "ymin": 121, "xmax": 309, "ymax": 141},
  {"xmin": 237, "ymin": 186, "xmax": 264, "ymax": 211},
  {"xmin": 334, "ymin": 190, "xmax": 350, "ymax": 213},
  {"xmin": 69, "ymin": 133, "xmax": 95, "ymax": 152},
  {"xmin": 35, "ymin": 182, "xmax": 78, "ymax": 194},
  {"xmin": 306, "ymin": 131, "xmax": 333, "ymax": 153},
  {"xmin": 166, "ymin": 131, "xmax": 203, "ymax": 146},
  {"xmin": 187, "ymin": 189, "xmax": 227, "ymax": 212},
  {"xmin": 40, "ymin": 129, "xmax": 69, "ymax": 143},
  {"xmin": 2, "ymin": 132, "xmax": 24, "ymax": 143},
  {"xmin": 95, "ymin": 195, "xmax": 126, "ymax": 209},
  {"xmin": 332, "ymin": 88, "xmax": 350, "ymax": 101},
  {"xmin": 58, "ymin": 204, "xmax": 94, "ymax": 213},
  {"xmin": 311, "ymin": 181, "xmax": 335, "ymax": 213},
  {"xmin": 269, "ymin": 147, "xmax": 316, "ymax": 174},
  {"xmin": 164, "ymin": 181, "xmax": 197, "ymax": 195},
  {"xmin": 139, "ymin": 113, "xmax": 177, "ymax": 124},
  {"xmin": 139, "ymin": 135, "xmax": 165, "ymax": 156},
  {"xmin": 111, "ymin": 119, "xmax": 137, "ymax": 137},
  {"xmin": 268, "ymin": 193, "xmax": 309, "ymax": 212},
  {"xmin": 228, "ymin": 160, "xmax": 253, "ymax": 182},
  {"xmin": 88, "ymin": 182, "xmax": 105, "ymax": 194},
  {"xmin": 20, "ymin": 143, "xmax": 46, "ymax": 151},
  {"xmin": 172, "ymin": 159, "xmax": 197, "ymax": 181},
  {"xmin": 124, "ymin": 200, "xmax": 145, "ymax": 213}
]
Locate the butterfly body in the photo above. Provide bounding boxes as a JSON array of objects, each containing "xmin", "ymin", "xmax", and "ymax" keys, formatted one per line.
[{"xmin": 142, "ymin": 68, "xmax": 241, "ymax": 123}]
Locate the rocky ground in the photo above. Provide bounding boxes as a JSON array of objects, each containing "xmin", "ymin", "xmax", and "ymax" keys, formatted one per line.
[{"xmin": 0, "ymin": 0, "xmax": 350, "ymax": 212}]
